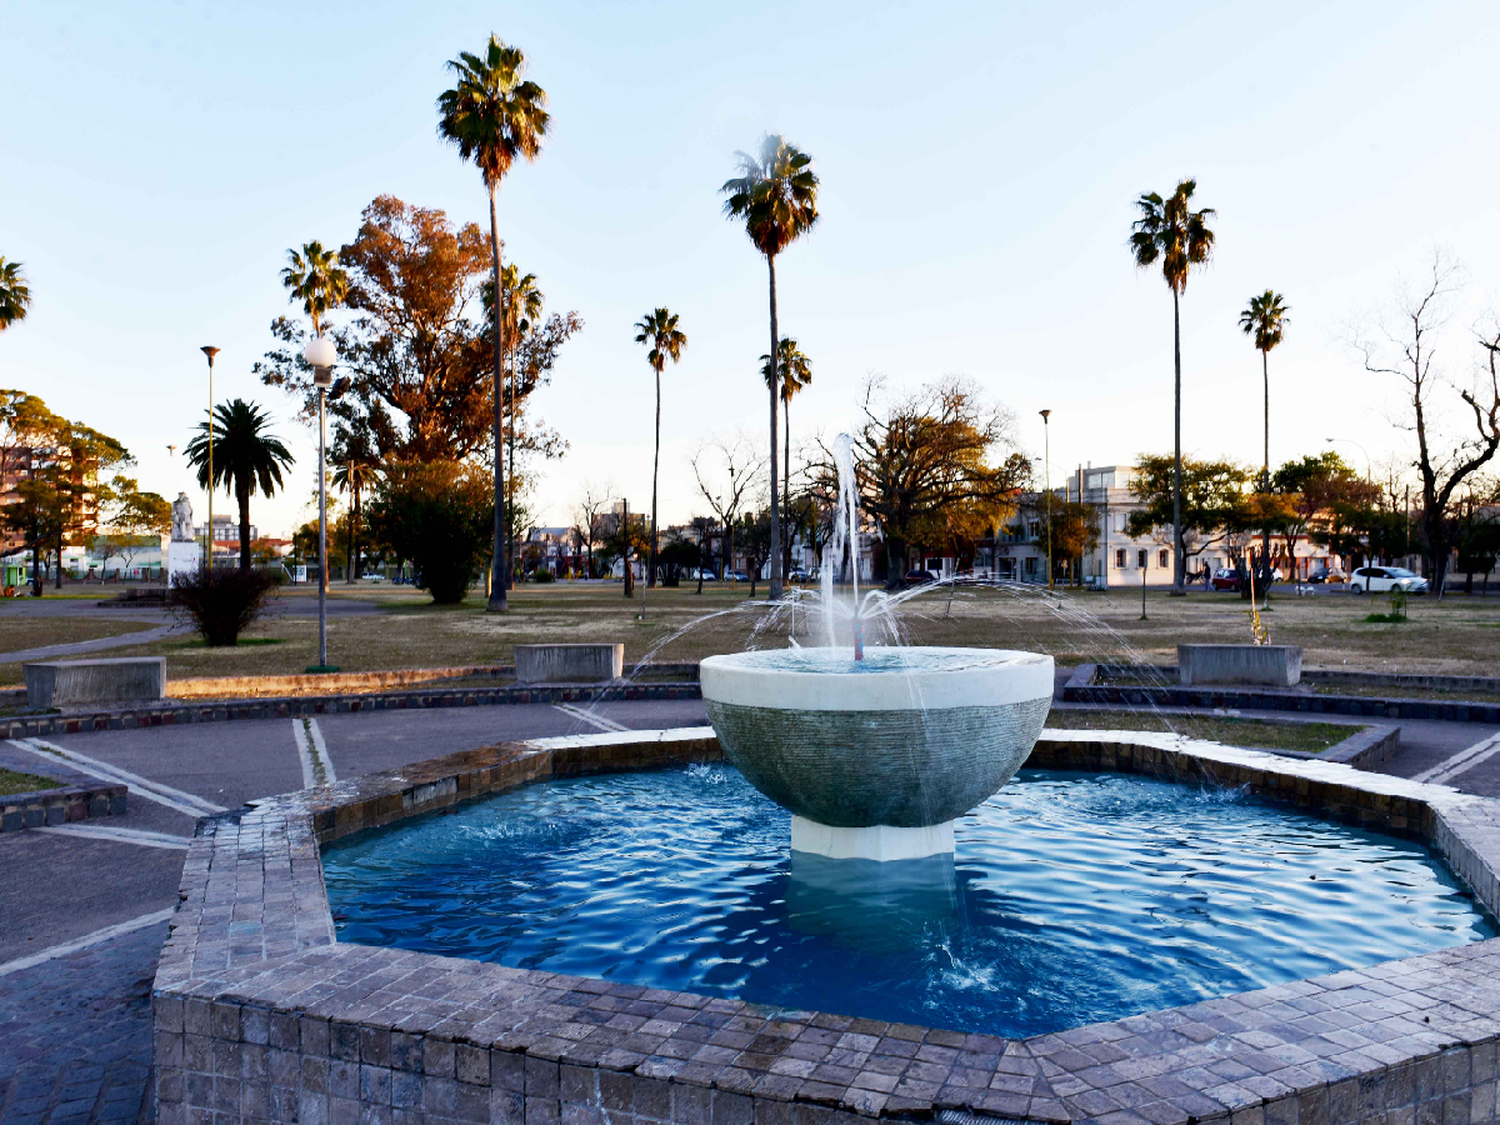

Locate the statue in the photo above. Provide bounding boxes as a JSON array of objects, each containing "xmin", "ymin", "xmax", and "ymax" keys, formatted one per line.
[{"xmin": 171, "ymin": 492, "xmax": 194, "ymax": 543}]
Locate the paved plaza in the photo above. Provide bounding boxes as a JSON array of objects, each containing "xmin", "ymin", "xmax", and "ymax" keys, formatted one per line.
[{"xmin": 2, "ymin": 692, "xmax": 1499, "ymax": 1122}]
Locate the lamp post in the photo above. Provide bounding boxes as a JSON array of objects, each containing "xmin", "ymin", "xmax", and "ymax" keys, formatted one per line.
[
  {"xmin": 1039, "ymin": 409, "xmax": 1053, "ymax": 591},
  {"xmin": 1324, "ymin": 437, "xmax": 1372, "ymax": 483},
  {"xmin": 200, "ymin": 347, "xmax": 219, "ymax": 568},
  {"xmin": 304, "ymin": 337, "xmax": 338, "ymax": 672}
]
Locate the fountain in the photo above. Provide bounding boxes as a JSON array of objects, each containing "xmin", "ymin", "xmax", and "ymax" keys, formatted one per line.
[{"xmin": 700, "ymin": 434, "xmax": 1054, "ymax": 860}]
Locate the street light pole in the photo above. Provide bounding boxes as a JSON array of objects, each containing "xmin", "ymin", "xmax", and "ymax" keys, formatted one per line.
[
  {"xmin": 200, "ymin": 347, "xmax": 219, "ymax": 568},
  {"xmin": 1324, "ymin": 437, "xmax": 1372, "ymax": 483},
  {"xmin": 304, "ymin": 337, "xmax": 339, "ymax": 672},
  {"xmin": 1039, "ymin": 409, "xmax": 1052, "ymax": 591}
]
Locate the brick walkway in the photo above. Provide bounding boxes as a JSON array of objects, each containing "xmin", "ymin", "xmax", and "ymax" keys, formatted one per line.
[{"xmin": 0, "ymin": 922, "xmax": 166, "ymax": 1124}]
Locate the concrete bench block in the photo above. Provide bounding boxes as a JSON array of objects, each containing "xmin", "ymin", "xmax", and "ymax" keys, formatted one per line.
[
  {"xmin": 513, "ymin": 644, "xmax": 624, "ymax": 684},
  {"xmin": 24, "ymin": 657, "xmax": 167, "ymax": 709},
  {"xmin": 1177, "ymin": 644, "xmax": 1302, "ymax": 687}
]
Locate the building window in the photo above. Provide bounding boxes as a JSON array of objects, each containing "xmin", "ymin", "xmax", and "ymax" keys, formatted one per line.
[
  {"xmin": 1114, "ymin": 548, "xmax": 1126, "ymax": 569},
  {"xmin": 1158, "ymin": 549, "xmax": 1169, "ymax": 569},
  {"xmin": 1137, "ymin": 549, "xmax": 1148, "ymax": 569},
  {"xmin": 1024, "ymin": 557, "xmax": 1037, "ymax": 576}
]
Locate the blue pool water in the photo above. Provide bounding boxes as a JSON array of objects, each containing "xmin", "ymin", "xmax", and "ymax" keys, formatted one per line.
[{"xmin": 322, "ymin": 766, "xmax": 1494, "ymax": 1037}]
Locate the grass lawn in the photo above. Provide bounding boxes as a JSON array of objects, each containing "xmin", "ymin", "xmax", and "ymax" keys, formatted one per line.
[
  {"xmin": 0, "ymin": 768, "xmax": 62, "ymax": 796},
  {"xmin": 1044, "ymin": 709, "xmax": 1362, "ymax": 753},
  {"xmin": 0, "ymin": 580, "xmax": 1495, "ymax": 687},
  {"xmin": 0, "ymin": 615, "xmax": 158, "ymax": 657}
]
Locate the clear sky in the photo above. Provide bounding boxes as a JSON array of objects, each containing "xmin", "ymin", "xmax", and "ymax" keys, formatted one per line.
[{"xmin": 5, "ymin": 1, "xmax": 1499, "ymax": 538}]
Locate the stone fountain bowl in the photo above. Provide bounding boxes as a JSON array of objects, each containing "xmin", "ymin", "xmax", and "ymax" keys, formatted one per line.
[{"xmin": 700, "ymin": 646, "xmax": 1054, "ymax": 828}]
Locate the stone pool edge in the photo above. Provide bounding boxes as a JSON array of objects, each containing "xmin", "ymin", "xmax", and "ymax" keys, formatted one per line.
[{"xmin": 151, "ymin": 728, "xmax": 1500, "ymax": 1125}]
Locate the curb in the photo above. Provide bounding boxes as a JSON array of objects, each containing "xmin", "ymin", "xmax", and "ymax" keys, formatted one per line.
[
  {"xmin": 1063, "ymin": 664, "xmax": 1500, "ymax": 726},
  {"xmin": 0, "ymin": 741, "xmax": 127, "ymax": 832},
  {"xmin": 0, "ymin": 680, "xmax": 705, "ymax": 740}
]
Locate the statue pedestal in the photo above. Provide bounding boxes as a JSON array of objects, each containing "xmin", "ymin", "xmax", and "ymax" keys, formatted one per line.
[{"xmin": 167, "ymin": 540, "xmax": 199, "ymax": 586}]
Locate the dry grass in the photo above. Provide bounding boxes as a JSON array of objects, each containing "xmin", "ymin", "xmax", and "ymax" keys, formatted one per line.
[
  {"xmin": 1044, "ymin": 709, "xmax": 1362, "ymax": 753},
  {"xmin": 0, "ymin": 581, "xmax": 1495, "ymax": 687},
  {"xmin": 0, "ymin": 768, "xmax": 61, "ymax": 796},
  {"xmin": 0, "ymin": 614, "xmax": 157, "ymax": 657}
]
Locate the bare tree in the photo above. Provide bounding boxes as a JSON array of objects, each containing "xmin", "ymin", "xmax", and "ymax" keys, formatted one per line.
[
  {"xmin": 691, "ymin": 434, "xmax": 766, "ymax": 580},
  {"xmin": 572, "ymin": 480, "xmax": 614, "ymax": 580},
  {"xmin": 1359, "ymin": 255, "xmax": 1500, "ymax": 597}
]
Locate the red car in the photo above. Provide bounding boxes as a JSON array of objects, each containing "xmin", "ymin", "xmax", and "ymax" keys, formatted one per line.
[{"xmin": 1209, "ymin": 568, "xmax": 1242, "ymax": 591}]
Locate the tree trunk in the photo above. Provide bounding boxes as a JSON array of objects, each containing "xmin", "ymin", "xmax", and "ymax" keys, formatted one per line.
[
  {"xmin": 345, "ymin": 473, "xmax": 355, "ymax": 583},
  {"xmin": 353, "ymin": 483, "xmax": 361, "ymax": 582},
  {"xmin": 1171, "ymin": 286, "xmax": 1185, "ymax": 594},
  {"xmin": 783, "ymin": 396, "xmax": 793, "ymax": 578},
  {"xmin": 507, "ymin": 339, "xmax": 517, "ymax": 590},
  {"xmin": 649, "ymin": 364, "xmax": 660, "ymax": 588},
  {"xmin": 238, "ymin": 481, "xmax": 252, "ymax": 571},
  {"xmin": 486, "ymin": 183, "xmax": 507, "ymax": 612},
  {"xmin": 766, "ymin": 255, "xmax": 782, "ymax": 600},
  {"xmin": 1261, "ymin": 347, "xmax": 1271, "ymax": 570}
]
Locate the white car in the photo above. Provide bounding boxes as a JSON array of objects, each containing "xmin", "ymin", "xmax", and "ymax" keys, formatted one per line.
[{"xmin": 1349, "ymin": 566, "xmax": 1429, "ymax": 594}]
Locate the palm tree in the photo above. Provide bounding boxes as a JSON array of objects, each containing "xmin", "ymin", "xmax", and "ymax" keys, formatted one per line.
[
  {"xmin": 437, "ymin": 35, "xmax": 549, "ymax": 612},
  {"xmin": 1238, "ymin": 291, "xmax": 1290, "ymax": 489},
  {"xmin": 760, "ymin": 337, "xmax": 812, "ymax": 574},
  {"xmin": 331, "ymin": 424, "xmax": 380, "ymax": 583},
  {"xmin": 185, "ymin": 400, "xmax": 295, "ymax": 571},
  {"xmin": 1129, "ymin": 178, "xmax": 1216, "ymax": 593},
  {"xmin": 0, "ymin": 258, "xmax": 32, "ymax": 334},
  {"xmin": 634, "ymin": 308, "xmax": 688, "ymax": 587},
  {"xmin": 280, "ymin": 241, "xmax": 348, "ymax": 338},
  {"xmin": 722, "ymin": 135, "xmax": 819, "ymax": 600}
]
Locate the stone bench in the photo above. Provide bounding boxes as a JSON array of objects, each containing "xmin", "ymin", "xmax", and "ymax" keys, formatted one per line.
[
  {"xmin": 24, "ymin": 657, "xmax": 167, "ymax": 709},
  {"xmin": 1177, "ymin": 643, "xmax": 1302, "ymax": 687},
  {"xmin": 513, "ymin": 643, "xmax": 623, "ymax": 684}
]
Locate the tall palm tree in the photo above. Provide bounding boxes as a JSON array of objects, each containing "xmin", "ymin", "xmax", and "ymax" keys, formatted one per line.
[
  {"xmin": 634, "ymin": 308, "xmax": 688, "ymax": 587},
  {"xmin": 280, "ymin": 241, "xmax": 348, "ymax": 338},
  {"xmin": 760, "ymin": 337, "xmax": 812, "ymax": 574},
  {"xmin": 1129, "ymin": 178, "xmax": 1216, "ymax": 593},
  {"xmin": 499, "ymin": 264, "xmax": 542, "ymax": 590},
  {"xmin": 1238, "ymin": 290, "xmax": 1290, "ymax": 489},
  {"xmin": 722, "ymin": 135, "xmax": 819, "ymax": 600},
  {"xmin": 437, "ymin": 34, "xmax": 549, "ymax": 612},
  {"xmin": 185, "ymin": 400, "xmax": 295, "ymax": 570},
  {"xmin": 0, "ymin": 258, "xmax": 32, "ymax": 334}
]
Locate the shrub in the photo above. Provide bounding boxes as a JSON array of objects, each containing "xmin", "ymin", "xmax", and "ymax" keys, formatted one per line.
[
  {"xmin": 367, "ymin": 462, "xmax": 494, "ymax": 604},
  {"xmin": 171, "ymin": 567, "xmax": 276, "ymax": 646},
  {"xmin": 532, "ymin": 567, "xmax": 554, "ymax": 583}
]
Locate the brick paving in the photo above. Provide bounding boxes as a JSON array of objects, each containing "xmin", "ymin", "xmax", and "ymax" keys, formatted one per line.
[{"xmin": 0, "ymin": 921, "xmax": 166, "ymax": 1124}]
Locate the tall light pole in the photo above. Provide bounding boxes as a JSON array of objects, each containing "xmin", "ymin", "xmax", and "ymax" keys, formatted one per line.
[
  {"xmin": 200, "ymin": 347, "xmax": 219, "ymax": 568},
  {"xmin": 1324, "ymin": 437, "xmax": 1372, "ymax": 483},
  {"xmin": 304, "ymin": 337, "xmax": 338, "ymax": 672},
  {"xmin": 1039, "ymin": 409, "xmax": 1053, "ymax": 591}
]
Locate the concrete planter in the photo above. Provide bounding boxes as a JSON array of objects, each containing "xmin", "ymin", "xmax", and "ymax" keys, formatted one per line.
[
  {"xmin": 1177, "ymin": 643, "xmax": 1302, "ymax": 686},
  {"xmin": 513, "ymin": 643, "xmax": 624, "ymax": 683},
  {"xmin": 23, "ymin": 657, "xmax": 166, "ymax": 709}
]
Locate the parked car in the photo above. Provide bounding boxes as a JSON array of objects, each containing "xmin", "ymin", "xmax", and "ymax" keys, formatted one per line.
[
  {"xmin": 902, "ymin": 568, "xmax": 939, "ymax": 587},
  {"xmin": 787, "ymin": 567, "xmax": 811, "ymax": 582},
  {"xmin": 1349, "ymin": 566, "xmax": 1428, "ymax": 594},
  {"xmin": 1210, "ymin": 568, "xmax": 1242, "ymax": 591},
  {"xmin": 728, "ymin": 570, "xmax": 750, "ymax": 583},
  {"xmin": 690, "ymin": 568, "xmax": 718, "ymax": 581},
  {"xmin": 1308, "ymin": 566, "xmax": 1345, "ymax": 584},
  {"xmin": 360, "ymin": 572, "xmax": 385, "ymax": 582}
]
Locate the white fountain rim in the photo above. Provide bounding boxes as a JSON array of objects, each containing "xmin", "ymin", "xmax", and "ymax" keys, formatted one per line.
[{"xmin": 700, "ymin": 646, "xmax": 1054, "ymax": 711}]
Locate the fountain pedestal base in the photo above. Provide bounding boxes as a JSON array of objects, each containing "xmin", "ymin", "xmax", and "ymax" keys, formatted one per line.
[{"xmin": 791, "ymin": 816, "xmax": 955, "ymax": 861}]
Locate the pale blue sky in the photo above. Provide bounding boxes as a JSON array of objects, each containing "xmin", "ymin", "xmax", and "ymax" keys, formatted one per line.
[{"xmin": 5, "ymin": 1, "xmax": 1499, "ymax": 536}]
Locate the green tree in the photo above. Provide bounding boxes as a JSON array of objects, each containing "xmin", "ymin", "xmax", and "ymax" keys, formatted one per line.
[
  {"xmin": 0, "ymin": 259, "xmax": 32, "ymax": 334},
  {"xmin": 281, "ymin": 241, "xmax": 349, "ymax": 338},
  {"xmin": 1129, "ymin": 178, "xmax": 1217, "ymax": 593},
  {"xmin": 760, "ymin": 336, "xmax": 812, "ymax": 575},
  {"xmin": 1239, "ymin": 291, "xmax": 1291, "ymax": 488},
  {"xmin": 185, "ymin": 400, "xmax": 295, "ymax": 571},
  {"xmin": 634, "ymin": 308, "xmax": 688, "ymax": 587},
  {"xmin": 496, "ymin": 263, "xmax": 544, "ymax": 589},
  {"xmin": 1127, "ymin": 454, "xmax": 1251, "ymax": 579},
  {"xmin": 367, "ymin": 461, "xmax": 494, "ymax": 603},
  {"xmin": 95, "ymin": 481, "xmax": 171, "ymax": 577},
  {"xmin": 438, "ymin": 34, "xmax": 550, "ymax": 614},
  {"xmin": 722, "ymin": 135, "xmax": 820, "ymax": 600}
]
